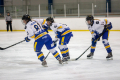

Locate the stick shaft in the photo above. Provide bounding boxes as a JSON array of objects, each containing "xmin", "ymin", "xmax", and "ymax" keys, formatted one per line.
[
  {"xmin": 76, "ymin": 46, "xmax": 91, "ymax": 60},
  {"xmin": 5, "ymin": 40, "xmax": 25, "ymax": 49},
  {"xmin": 45, "ymin": 52, "xmax": 50, "ymax": 59},
  {"xmin": 0, "ymin": 40, "xmax": 25, "ymax": 50}
]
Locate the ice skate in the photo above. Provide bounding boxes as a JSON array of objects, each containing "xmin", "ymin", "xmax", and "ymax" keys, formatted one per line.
[
  {"xmin": 87, "ymin": 53, "xmax": 94, "ymax": 59},
  {"xmin": 106, "ymin": 52, "xmax": 113, "ymax": 60},
  {"xmin": 67, "ymin": 56, "xmax": 70, "ymax": 60},
  {"xmin": 42, "ymin": 60, "xmax": 48, "ymax": 67},
  {"xmin": 62, "ymin": 57, "xmax": 68, "ymax": 64},
  {"xmin": 58, "ymin": 57, "xmax": 63, "ymax": 65},
  {"xmin": 66, "ymin": 53, "xmax": 70, "ymax": 60}
]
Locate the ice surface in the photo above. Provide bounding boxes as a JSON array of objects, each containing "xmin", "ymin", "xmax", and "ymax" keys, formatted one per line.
[{"xmin": 0, "ymin": 31, "xmax": 120, "ymax": 80}]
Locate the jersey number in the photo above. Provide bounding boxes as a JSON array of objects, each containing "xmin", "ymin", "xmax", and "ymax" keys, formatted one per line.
[{"xmin": 34, "ymin": 25, "xmax": 39, "ymax": 31}]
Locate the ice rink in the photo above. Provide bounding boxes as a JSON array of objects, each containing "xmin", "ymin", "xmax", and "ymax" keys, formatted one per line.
[{"xmin": 0, "ymin": 31, "xmax": 120, "ymax": 80}]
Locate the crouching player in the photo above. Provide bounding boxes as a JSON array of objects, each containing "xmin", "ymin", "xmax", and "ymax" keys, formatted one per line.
[
  {"xmin": 22, "ymin": 14, "xmax": 63, "ymax": 67},
  {"xmin": 45, "ymin": 17, "xmax": 73, "ymax": 62},
  {"xmin": 86, "ymin": 15, "xmax": 113, "ymax": 60}
]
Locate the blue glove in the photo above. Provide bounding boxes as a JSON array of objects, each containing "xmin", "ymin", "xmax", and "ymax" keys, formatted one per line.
[
  {"xmin": 95, "ymin": 35, "xmax": 100, "ymax": 41},
  {"xmin": 42, "ymin": 25, "xmax": 48, "ymax": 33},
  {"xmin": 104, "ymin": 22, "xmax": 112, "ymax": 30},
  {"xmin": 92, "ymin": 32, "xmax": 100, "ymax": 41},
  {"xmin": 25, "ymin": 37, "xmax": 30, "ymax": 42},
  {"xmin": 92, "ymin": 33, "xmax": 96, "ymax": 39}
]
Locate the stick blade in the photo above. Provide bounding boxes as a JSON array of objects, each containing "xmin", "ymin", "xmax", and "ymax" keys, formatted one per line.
[
  {"xmin": 68, "ymin": 58, "xmax": 76, "ymax": 61},
  {"xmin": 0, "ymin": 47, "xmax": 5, "ymax": 50},
  {"xmin": 75, "ymin": 58, "xmax": 79, "ymax": 60}
]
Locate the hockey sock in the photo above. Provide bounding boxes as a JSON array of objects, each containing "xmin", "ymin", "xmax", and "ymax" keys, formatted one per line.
[
  {"xmin": 52, "ymin": 51, "xmax": 61, "ymax": 60},
  {"xmin": 60, "ymin": 48, "xmax": 67, "ymax": 57},
  {"xmin": 64, "ymin": 48, "xmax": 69, "ymax": 56},
  {"xmin": 37, "ymin": 52, "xmax": 45, "ymax": 61}
]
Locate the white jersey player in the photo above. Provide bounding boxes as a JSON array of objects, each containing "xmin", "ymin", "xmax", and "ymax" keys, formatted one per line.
[
  {"xmin": 46, "ymin": 17, "xmax": 73, "ymax": 62},
  {"xmin": 22, "ymin": 14, "xmax": 63, "ymax": 67},
  {"xmin": 86, "ymin": 15, "xmax": 113, "ymax": 60}
]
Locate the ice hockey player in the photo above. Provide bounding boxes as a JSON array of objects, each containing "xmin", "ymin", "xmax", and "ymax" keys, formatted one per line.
[
  {"xmin": 46, "ymin": 17, "xmax": 73, "ymax": 62},
  {"xmin": 86, "ymin": 15, "xmax": 113, "ymax": 60},
  {"xmin": 22, "ymin": 14, "xmax": 63, "ymax": 67}
]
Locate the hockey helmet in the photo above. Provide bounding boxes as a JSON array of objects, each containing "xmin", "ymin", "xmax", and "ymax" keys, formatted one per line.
[
  {"xmin": 22, "ymin": 14, "xmax": 31, "ymax": 21},
  {"xmin": 86, "ymin": 15, "xmax": 94, "ymax": 21},
  {"xmin": 46, "ymin": 17, "xmax": 54, "ymax": 23},
  {"xmin": 86, "ymin": 15, "xmax": 94, "ymax": 25}
]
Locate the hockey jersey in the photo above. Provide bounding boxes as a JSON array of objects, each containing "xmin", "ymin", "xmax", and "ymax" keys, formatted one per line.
[
  {"xmin": 50, "ymin": 23, "xmax": 72, "ymax": 39},
  {"xmin": 25, "ymin": 19, "xmax": 48, "ymax": 41},
  {"xmin": 87, "ymin": 19, "xmax": 112, "ymax": 38}
]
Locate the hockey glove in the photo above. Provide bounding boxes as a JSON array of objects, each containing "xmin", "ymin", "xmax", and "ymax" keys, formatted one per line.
[
  {"xmin": 42, "ymin": 25, "xmax": 49, "ymax": 33},
  {"xmin": 92, "ymin": 33, "xmax": 96, "ymax": 39},
  {"xmin": 52, "ymin": 41, "xmax": 57, "ymax": 47},
  {"xmin": 25, "ymin": 37, "xmax": 30, "ymax": 42},
  {"xmin": 104, "ymin": 22, "xmax": 112, "ymax": 30}
]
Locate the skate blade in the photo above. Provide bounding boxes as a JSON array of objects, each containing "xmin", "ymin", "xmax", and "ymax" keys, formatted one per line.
[
  {"xmin": 87, "ymin": 56, "xmax": 93, "ymax": 59},
  {"xmin": 68, "ymin": 59, "xmax": 76, "ymax": 61},
  {"xmin": 59, "ymin": 61, "xmax": 64, "ymax": 65},
  {"xmin": 59, "ymin": 63, "xmax": 64, "ymax": 65},
  {"xmin": 42, "ymin": 65, "xmax": 48, "ymax": 67},
  {"xmin": 67, "ymin": 59, "xmax": 71, "ymax": 61},
  {"xmin": 106, "ymin": 57, "xmax": 113, "ymax": 60},
  {"xmin": 63, "ymin": 61, "xmax": 68, "ymax": 64}
]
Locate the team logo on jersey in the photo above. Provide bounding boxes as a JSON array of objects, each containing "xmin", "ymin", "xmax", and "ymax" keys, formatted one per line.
[{"xmin": 54, "ymin": 25, "xmax": 57, "ymax": 28}]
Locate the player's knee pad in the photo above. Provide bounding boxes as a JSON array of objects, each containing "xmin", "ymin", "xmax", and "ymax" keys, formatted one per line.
[
  {"xmin": 49, "ymin": 48, "xmax": 56, "ymax": 53},
  {"xmin": 58, "ymin": 45, "xmax": 65, "ymax": 50},
  {"xmin": 102, "ymin": 39, "xmax": 112, "ymax": 53},
  {"xmin": 64, "ymin": 45, "xmax": 69, "ymax": 53},
  {"xmin": 102, "ymin": 39, "xmax": 109, "ymax": 45},
  {"xmin": 58, "ymin": 45, "xmax": 67, "ymax": 57},
  {"xmin": 64, "ymin": 45, "xmax": 68, "ymax": 49}
]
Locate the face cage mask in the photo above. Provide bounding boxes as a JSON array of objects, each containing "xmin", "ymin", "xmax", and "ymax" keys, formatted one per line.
[
  {"xmin": 21, "ymin": 20, "xmax": 26, "ymax": 25},
  {"xmin": 85, "ymin": 20, "xmax": 93, "ymax": 25},
  {"xmin": 22, "ymin": 19, "xmax": 30, "ymax": 25},
  {"xmin": 47, "ymin": 21, "xmax": 53, "ymax": 27}
]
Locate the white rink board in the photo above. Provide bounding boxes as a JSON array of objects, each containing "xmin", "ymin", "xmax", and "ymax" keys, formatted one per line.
[
  {"xmin": 0, "ymin": 31, "xmax": 120, "ymax": 80},
  {"xmin": 0, "ymin": 17, "xmax": 120, "ymax": 30}
]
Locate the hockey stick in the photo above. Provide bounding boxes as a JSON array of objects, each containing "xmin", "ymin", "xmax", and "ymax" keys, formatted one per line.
[
  {"xmin": 71, "ymin": 28, "xmax": 108, "ymax": 61},
  {"xmin": 45, "ymin": 52, "xmax": 50, "ymax": 59},
  {"xmin": 0, "ymin": 40, "xmax": 25, "ymax": 50}
]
